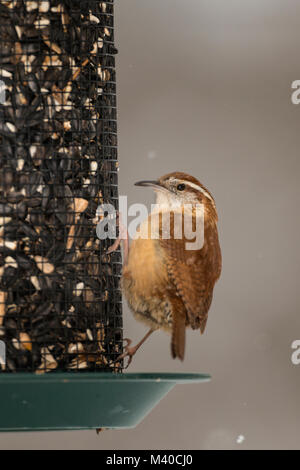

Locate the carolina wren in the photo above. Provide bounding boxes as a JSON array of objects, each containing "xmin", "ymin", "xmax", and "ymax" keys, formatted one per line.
[{"xmin": 115, "ymin": 171, "xmax": 221, "ymax": 364}]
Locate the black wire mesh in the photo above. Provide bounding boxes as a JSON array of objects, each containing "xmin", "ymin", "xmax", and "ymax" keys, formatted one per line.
[{"xmin": 0, "ymin": 0, "xmax": 123, "ymax": 373}]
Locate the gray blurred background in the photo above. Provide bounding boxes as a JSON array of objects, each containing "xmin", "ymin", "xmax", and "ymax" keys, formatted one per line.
[{"xmin": 1, "ymin": 0, "xmax": 300, "ymax": 449}]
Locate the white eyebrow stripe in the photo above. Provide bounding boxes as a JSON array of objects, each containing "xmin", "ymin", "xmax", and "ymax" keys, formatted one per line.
[{"xmin": 179, "ymin": 180, "xmax": 215, "ymax": 204}]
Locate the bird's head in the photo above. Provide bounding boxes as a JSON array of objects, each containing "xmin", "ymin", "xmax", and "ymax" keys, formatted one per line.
[{"xmin": 135, "ymin": 171, "xmax": 217, "ymax": 219}]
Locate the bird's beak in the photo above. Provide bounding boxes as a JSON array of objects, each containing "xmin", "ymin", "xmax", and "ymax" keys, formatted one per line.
[{"xmin": 134, "ymin": 180, "xmax": 164, "ymax": 190}]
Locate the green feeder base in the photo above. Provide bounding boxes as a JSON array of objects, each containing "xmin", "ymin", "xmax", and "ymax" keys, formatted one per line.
[{"xmin": 0, "ymin": 372, "xmax": 210, "ymax": 431}]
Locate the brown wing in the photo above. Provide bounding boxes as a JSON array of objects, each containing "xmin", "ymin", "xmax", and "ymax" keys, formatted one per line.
[{"xmin": 160, "ymin": 213, "xmax": 221, "ymax": 337}]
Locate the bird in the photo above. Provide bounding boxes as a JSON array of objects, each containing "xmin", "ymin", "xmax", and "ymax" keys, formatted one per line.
[{"xmin": 110, "ymin": 171, "xmax": 222, "ymax": 365}]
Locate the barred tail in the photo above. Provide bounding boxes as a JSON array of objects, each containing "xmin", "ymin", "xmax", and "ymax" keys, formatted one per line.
[{"xmin": 171, "ymin": 311, "xmax": 186, "ymax": 361}]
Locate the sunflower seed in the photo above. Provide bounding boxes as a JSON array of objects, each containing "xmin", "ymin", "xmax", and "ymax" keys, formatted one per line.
[
  {"xmin": 0, "ymin": 292, "xmax": 6, "ymax": 327},
  {"xmin": 5, "ymin": 257, "xmax": 17, "ymax": 269},
  {"xmin": 34, "ymin": 256, "xmax": 54, "ymax": 274}
]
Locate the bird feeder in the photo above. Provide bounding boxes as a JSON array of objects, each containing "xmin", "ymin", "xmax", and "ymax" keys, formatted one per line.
[{"xmin": 0, "ymin": 0, "xmax": 209, "ymax": 431}]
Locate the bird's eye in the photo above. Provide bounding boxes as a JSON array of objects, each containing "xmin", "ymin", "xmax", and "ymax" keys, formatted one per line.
[{"xmin": 177, "ymin": 183, "xmax": 186, "ymax": 191}]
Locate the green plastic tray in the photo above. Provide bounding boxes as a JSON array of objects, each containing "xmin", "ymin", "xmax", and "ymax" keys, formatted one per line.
[{"xmin": 0, "ymin": 372, "xmax": 210, "ymax": 431}]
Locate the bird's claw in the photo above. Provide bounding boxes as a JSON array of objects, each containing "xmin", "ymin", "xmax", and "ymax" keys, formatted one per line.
[
  {"xmin": 114, "ymin": 338, "xmax": 135, "ymax": 369},
  {"xmin": 106, "ymin": 238, "xmax": 121, "ymax": 254},
  {"xmin": 122, "ymin": 338, "xmax": 132, "ymax": 347}
]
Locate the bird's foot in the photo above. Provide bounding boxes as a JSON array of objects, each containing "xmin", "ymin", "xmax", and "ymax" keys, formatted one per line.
[
  {"xmin": 113, "ymin": 329, "xmax": 155, "ymax": 369},
  {"xmin": 115, "ymin": 338, "xmax": 138, "ymax": 369},
  {"xmin": 107, "ymin": 237, "xmax": 122, "ymax": 254}
]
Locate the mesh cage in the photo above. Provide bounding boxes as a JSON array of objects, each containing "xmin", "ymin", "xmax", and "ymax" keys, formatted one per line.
[{"xmin": 0, "ymin": 0, "xmax": 123, "ymax": 373}]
